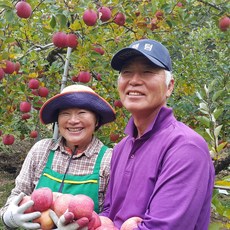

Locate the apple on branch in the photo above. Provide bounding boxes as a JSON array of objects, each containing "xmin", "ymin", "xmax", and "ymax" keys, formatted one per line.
[
  {"xmin": 219, "ymin": 16, "xmax": 230, "ymax": 32},
  {"xmin": 113, "ymin": 12, "xmax": 126, "ymax": 26},
  {"xmin": 20, "ymin": 101, "xmax": 31, "ymax": 113},
  {"xmin": 98, "ymin": 6, "xmax": 112, "ymax": 22},
  {"xmin": 30, "ymin": 130, "xmax": 38, "ymax": 139},
  {"xmin": 83, "ymin": 9, "xmax": 98, "ymax": 26},
  {"xmin": 38, "ymin": 86, "xmax": 49, "ymax": 97},
  {"xmin": 77, "ymin": 71, "xmax": 91, "ymax": 83},
  {"xmin": 15, "ymin": 1, "xmax": 32, "ymax": 19},
  {"xmin": 28, "ymin": 79, "xmax": 40, "ymax": 89},
  {"xmin": 2, "ymin": 134, "xmax": 15, "ymax": 145},
  {"xmin": 2, "ymin": 60, "xmax": 15, "ymax": 74}
]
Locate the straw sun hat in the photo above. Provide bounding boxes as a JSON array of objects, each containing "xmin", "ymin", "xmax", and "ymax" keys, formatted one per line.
[{"xmin": 39, "ymin": 85, "xmax": 116, "ymax": 128}]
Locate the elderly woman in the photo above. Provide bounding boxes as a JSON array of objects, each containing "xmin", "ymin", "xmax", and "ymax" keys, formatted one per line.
[{"xmin": 0, "ymin": 84, "xmax": 115, "ymax": 229}]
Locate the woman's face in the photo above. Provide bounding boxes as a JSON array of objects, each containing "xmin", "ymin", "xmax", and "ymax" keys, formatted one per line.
[{"xmin": 58, "ymin": 108, "xmax": 97, "ymax": 151}]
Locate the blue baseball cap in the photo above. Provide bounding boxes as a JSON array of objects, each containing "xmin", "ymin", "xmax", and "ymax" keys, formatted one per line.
[{"xmin": 111, "ymin": 39, "xmax": 172, "ymax": 71}]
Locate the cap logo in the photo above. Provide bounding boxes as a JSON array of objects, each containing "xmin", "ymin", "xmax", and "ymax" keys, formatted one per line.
[
  {"xmin": 144, "ymin": 43, "xmax": 153, "ymax": 51},
  {"xmin": 131, "ymin": 43, "xmax": 140, "ymax": 49}
]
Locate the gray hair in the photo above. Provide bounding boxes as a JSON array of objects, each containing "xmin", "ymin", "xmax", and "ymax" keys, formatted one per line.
[{"xmin": 165, "ymin": 70, "xmax": 172, "ymax": 87}]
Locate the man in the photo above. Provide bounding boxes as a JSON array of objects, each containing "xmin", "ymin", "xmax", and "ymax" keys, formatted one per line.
[{"xmin": 100, "ymin": 39, "xmax": 215, "ymax": 229}]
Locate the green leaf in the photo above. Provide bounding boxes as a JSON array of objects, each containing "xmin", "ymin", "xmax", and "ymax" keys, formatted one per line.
[
  {"xmin": 213, "ymin": 108, "xmax": 224, "ymax": 120},
  {"xmin": 217, "ymin": 142, "xmax": 228, "ymax": 152},
  {"xmin": 212, "ymin": 89, "xmax": 225, "ymax": 101},
  {"xmin": 214, "ymin": 125, "xmax": 222, "ymax": 139},
  {"xmin": 196, "ymin": 116, "xmax": 210, "ymax": 127},
  {"xmin": 4, "ymin": 9, "xmax": 14, "ymax": 22},
  {"xmin": 199, "ymin": 102, "xmax": 209, "ymax": 111},
  {"xmin": 56, "ymin": 13, "xmax": 67, "ymax": 28},
  {"xmin": 49, "ymin": 15, "xmax": 56, "ymax": 28},
  {"xmin": 205, "ymin": 128, "xmax": 214, "ymax": 140}
]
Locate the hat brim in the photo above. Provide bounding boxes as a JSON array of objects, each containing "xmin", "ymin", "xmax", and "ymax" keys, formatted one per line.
[
  {"xmin": 40, "ymin": 91, "xmax": 115, "ymax": 127},
  {"xmin": 111, "ymin": 48, "xmax": 168, "ymax": 71}
]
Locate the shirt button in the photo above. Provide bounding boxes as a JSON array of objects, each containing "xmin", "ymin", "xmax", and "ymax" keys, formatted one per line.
[{"xmin": 130, "ymin": 154, "xmax": 134, "ymax": 159}]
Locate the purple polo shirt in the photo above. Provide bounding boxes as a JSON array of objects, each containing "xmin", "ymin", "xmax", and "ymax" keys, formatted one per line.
[{"xmin": 101, "ymin": 107, "xmax": 215, "ymax": 229}]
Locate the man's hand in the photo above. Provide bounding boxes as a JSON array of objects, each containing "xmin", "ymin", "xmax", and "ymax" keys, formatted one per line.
[
  {"xmin": 3, "ymin": 192, "xmax": 41, "ymax": 229},
  {"xmin": 50, "ymin": 210, "xmax": 89, "ymax": 230}
]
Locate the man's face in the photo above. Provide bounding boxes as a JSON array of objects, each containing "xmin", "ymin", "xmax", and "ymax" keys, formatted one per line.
[{"xmin": 118, "ymin": 56, "xmax": 174, "ymax": 115}]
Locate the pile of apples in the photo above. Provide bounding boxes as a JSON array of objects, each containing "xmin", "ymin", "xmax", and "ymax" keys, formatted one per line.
[{"xmin": 20, "ymin": 187, "xmax": 142, "ymax": 230}]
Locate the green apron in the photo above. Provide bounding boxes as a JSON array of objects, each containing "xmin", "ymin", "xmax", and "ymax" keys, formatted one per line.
[{"xmin": 36, "ymin": 145, "xmax": 108, "ymax": 213}]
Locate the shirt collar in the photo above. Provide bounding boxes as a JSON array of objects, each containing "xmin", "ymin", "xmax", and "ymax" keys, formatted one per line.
[
  {"xmin": 125, "ymin": 106, "xmax": 175, "ymax": 138},
  {"xmin": 49, "ymin": 136, "xmax": 98, "ymax": 158}
]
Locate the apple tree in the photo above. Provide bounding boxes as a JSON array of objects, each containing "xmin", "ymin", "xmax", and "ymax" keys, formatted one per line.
[{"xmin": 0, "ymin": 0, "xmax": 229, "ymax": 152}]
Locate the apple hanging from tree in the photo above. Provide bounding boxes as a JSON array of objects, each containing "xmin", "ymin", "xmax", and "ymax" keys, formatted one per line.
[
  {"xmin": 114, "ymin": 100, "xmax": 123, "ymax": 108},
  {"xmin": 28, "ymin": 79, "xmax": 40, "ymax": 89},
  {"xmin": 219, "ymin": 16, "xmax": 230, "ymax": 31},
  {"xmin": 21, "ymin": 113, "xmax": 31, "ymax": 120},
  {"xmin": 38, "ymin": 86, "xmax": 49, "ymax": 97},
  {"xmin": 15, "ymin": 1, "xmax": 32, "ymax": 19},
  {"xmin": 114, "ymin": 12, "xmax": 126, "ymax": 26},
  {"xmin": 30, "ymin": 130, "xmax": 38, "ymax": 138},
  {"xmin": 110, "ymin": 133, "xmax": 119, "ymax": 142},
  {"xmin": 2, "ymin": 60, "xmax": 15, "ymax": 74},
  {"xmin": 98, "ymin": 6, "xmax": 112, "ymax": 22},
  {"xmin": 83, "ymin": 9, "xmax": 98, "ymax": 26},
  {"xmin": 20, "ymin": 101, "xmax": 31, "ymax": 113},
  {"xmin": 77, "ymin": 71, "xmax": 91, "ymax": 83},
  {"xmin": 71, "ymin": 75, "xmax": 79, "ymax": 82},
  {"xmin": 52, "ymin": 32, "xmax": 67, "ymax": 48},
  {"xmin": 2, "ymin": 134, "xmax": 15, "ymax": 145},
  {"xmin": 66, "ymin": 33, "xmax": 78, "ymax": 48}
]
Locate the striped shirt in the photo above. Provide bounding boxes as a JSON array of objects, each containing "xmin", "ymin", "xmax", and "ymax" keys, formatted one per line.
[{"xmin": 0, "ymin": 135, "xmax": 112, "ymax": 218}]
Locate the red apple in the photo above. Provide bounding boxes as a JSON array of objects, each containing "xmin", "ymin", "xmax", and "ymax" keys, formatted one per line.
[
  {"xmin": 52, "ymin": 32, "xmax": 67, "ymax": 48},
  {"xmin": 14, "ymin": 62, "xmax": 21, "ymax": 73},
  {"xmin": 66, "ymin": 33, "xmax": 78, "ymax": 48},
  {"xmin": 2, "ymin": 134, "xmax": 15, "ymax": 145},
  {"xmin": 150, "ymin": 18, "xmax": 159, "ymax": 31},
  {"xmin": 96, "ymin": 73, "xmax": 102, "ymax": 81},
  {"xmin": 83, "ymin": 9, "xmax": 98, "ymax": 26},
  {"xmin": 110, "ymin": 133, "xmax": 119, "ymax": 142},
  {"xmin": 99, "ymin": 216, "xmax": 114, "ymax": 227},
  {"xmin": 50, "ymin": 192, "xmax": 62, "ymax": 210},
  {"xmin": 114, "ymin": 100, "xmax": 123, "ymax": 108},
  {"xmin": 219, "ymin": 16, "xmax": 230, "ymax": 32},
  {"xmin": 176, "ymin": 2, "xmax": 183, "ymax": 7},
  {"xmin": 20, "ymin": 101, "xmax": 31, "ymax": 113},
  {"xmin": 71, "ymin": 75, "xmax": 79, "ymax": 82},
  {"xmin": 0, "ymin": 68, "xmax": 5, "ymax": 80},
  {"xmin": 30, "ymin": 130, "xmax": 38, "ymax": 138},
  {"xmin": 93, "ymin": 46, "xmax": 105, "ymax": 55},
  {"xmin": 77, "ymin": 71, "xmax": 91, "ymax": 83},
  {"xmin": 21, "ymin": 113, "xmax": 31, "ymax": 120},
  {"xmin": 15, "ymin": 1, "xmax": 32, "ymax": 19},
  {"xmin": 114, "ymin": 13, "xmax": 126, "ymax": 26},
  {"xmin": 98, "ymin": 6, "xmax": 112, "ymax": 22},
  {"xmin": 38, "ymin": 86, "xmax": 49, "ymax": 97},
  {"xmin": 53, "ymin": 193, "xmax": 74, "ymax": 217},
  {"xmin": 120, "ymin": 216, "xmax": 143, "ymax": 230},
  {"xmin": 28, "ymin": 79, "xmax": 40, "ymax": 89},
  {"xmin": 31, "ymin": 187, "xmax": 53, "ymax": 212},
  {"xmin": 88, "ymin": 211, "xmax": 101, "ymax": 229},
  {"xmin": 68, "ymin": 194, "xmax": 94, "ymax": 220},
  {"xmin": 155, "ymin": 10, "xmax": 164, "ymax": 20},
  {"xmin": 2, "ymin": 60, "xmax": 15, "ymax": 74},
  {"xmin": 19, "ymin": 195, "xmax": 34, "ymax": 214}
]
